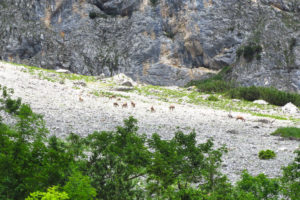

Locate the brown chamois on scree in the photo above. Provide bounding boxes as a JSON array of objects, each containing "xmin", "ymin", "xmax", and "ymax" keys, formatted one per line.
[
  {"xmin": 113, "ymin": 102, "xmax": 119, "ymax": 107},
  {"xmin": 131, "ymin": 101, "xmax": 136, "ymax": 108},
  {"xmin": 109, "ymin": 95, "xmax": 116, "ymax": 100},
  {"xmin": 151, "ymin": 106, "xmax": 155, "ymax": 112},
  {"xmin": 122, "ymin": 102, "xmax": 128, "ymax": 108},
  {"xmin": 169, "ymin": 105, "xmax": 175, "ymax": 111},
  {"xmin": 236, "ymin": 115, "xmax": 245, "ymax": 122}
]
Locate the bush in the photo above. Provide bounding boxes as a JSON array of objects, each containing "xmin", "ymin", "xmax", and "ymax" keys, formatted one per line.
[
  {"xmin": 89, "ymin": 12, "xmax": 97, "ymax": 19},
  {"xmin": 186, "ymin": 66, "xmax": 235, "ymax": 93},
  {"xmin": 236, "ymin": 43, "xmax": 262, "ymax": 62},
  {"xmin": 26, "ymin": 186, "xmax": 69, "ymax": 200},
  {"xmin": 197, "ymin": 80, "xmax": 236, "ymax": 93},
  {"xmin": 281, "ymin": 150, "xmax": 300, "ymax": 200},
  {"xmin": 259, "ymin": 150, "xmax": 276, "ymax": 160},
  {"xmin": 150, "ymin": 0, "xmax": 159, "ymax": 6},
  {"xmin": 63, "ymin": 171, "xmax": 96, "ymax": 200},
  {"xmin": 233, "ymin": 171, "xmax": 280, "ymax": 199},
  {"xmin": 228, "ymin": 86, "xmax": 300, "ymax": 106},
  {"xmin": 207, "ymin": 95, "xmax": 219, "ymax": 101},
  {"xmin": 271, "ymin": 127, "xmax": 300, "ymax": 140}
]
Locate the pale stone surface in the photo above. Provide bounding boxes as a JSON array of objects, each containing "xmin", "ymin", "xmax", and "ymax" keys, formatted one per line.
[
  {"xmin": 282, "ymin": 102, "xmax": 299, "ymax": 114},
  {"xmin": 253, "ymin": 100, "xmax": 269, "ymax": 105}
]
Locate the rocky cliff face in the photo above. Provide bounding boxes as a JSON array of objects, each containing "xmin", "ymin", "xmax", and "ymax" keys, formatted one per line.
[{"xmin": 0, "ymin": 0, "xmax": 299, "ymax": 91}]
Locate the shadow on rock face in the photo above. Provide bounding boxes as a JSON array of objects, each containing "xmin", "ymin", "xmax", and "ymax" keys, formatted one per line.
[
  {"xmin": 91, "ymin": 0, "xmax": 141, "ymax": 17},
  {"xmin": 4, "ymin": 37, "xmax": 42, "ymax": 60}
]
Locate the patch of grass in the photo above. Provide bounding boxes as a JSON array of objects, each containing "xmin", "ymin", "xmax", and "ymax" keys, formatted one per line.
[
  {"xmin": 271, "ymin": 127, "xmax": 300, "ymax": 140},
  {"xmin": 249, "ymin": 112, "xmax": 287, "ymax": 120},
  {"xmin": 92, "ymin": 90, "xmax": 129, "ymax": 99},
  {"xmin": 258, "ymin": 150, "xmax": 276, "ymax": 160},
  {"xmin": 2, "ymin": 61, "xmax": 97, "ymax": 83},
  {"xmin": 207, "ymin": 95, "xmax": 219, "ymax": 101},
  {"xmin": 134, "ymin": 85, "xmax": 186, "ymax": 101}
]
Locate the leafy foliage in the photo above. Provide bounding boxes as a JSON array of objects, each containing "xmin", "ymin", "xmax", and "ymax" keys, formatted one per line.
[
  {"xmin": 280, "ymin": 150, "xmax": 300, "ymax": 200},
  {"xmin": 258, "ymin": 150, "xmax": 276, "ymax": 160},
  {"xmin": 233, "ymin": 171, "xmax": 280, "ymax": 200},
  {"xmin": 26, "ymin": 186, "xmax": 69, "ymax": 200},
  {"xmin": 85, "ymin": 116, "xmax": 151, "ymax": 199},
  {"xmin": 63, "ymin": 171, "xmax": 96, "ymax": 200}
]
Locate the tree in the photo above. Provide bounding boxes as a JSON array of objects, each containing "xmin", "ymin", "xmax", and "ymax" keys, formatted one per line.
[
  {"xmin": 63, "ymin": 171, "xmax": 96, "ymax": 200},
  {"xmin": 26, "ymin": 186, "xmax": 69, "ymax": 200}
]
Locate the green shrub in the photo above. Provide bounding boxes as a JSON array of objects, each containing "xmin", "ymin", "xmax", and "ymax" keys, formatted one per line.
[
  {"xmin": 150, "ymin": 0, "xmax": 159, "ymax": 6},
  {"xmin": 186, "ymin": 66, "xmax": 235, "ymax": 93},
  {"xmin": 237, "ymin": 43, "xmax": 262, "ymax": 62},
  {"xmin": 281, "ymin": 150, "xmax": 300, "ymax": 200},
  {"xmin": 197, "ymin": 80, "xmax": 235, "ymax": 93},
  {"xmin": 207, "ymin": 95, "xmax": 219, "ymax": 101},
  {"xmin": 89, "ymin": 12, "xmax": 97, "ymax": 19},
  {"xmin": 259, "ymin": 150, "xmax": 276, "ymax": 160},
  {"xmin": 271, "ymin": 127, "xmax": 300, "ymax": 140},
  {"xmin": 233, "ymin": 171, "xmax": 280, "ymax": 199},
  {"xmin": 63, "ymin": 171, "xmax": 96, "ymax": 200},
  {"xmin": 26, "ymin": 186, "xmax": 69, "ymax": 200},
  {"xmin": 228, "ymin": 86, "xmax": 300, "ymax": 106}
]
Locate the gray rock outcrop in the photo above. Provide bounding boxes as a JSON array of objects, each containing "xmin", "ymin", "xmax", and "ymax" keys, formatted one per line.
[{"xmin": 0, "ymin": 0, "xmax": 299, "ymax": 91}]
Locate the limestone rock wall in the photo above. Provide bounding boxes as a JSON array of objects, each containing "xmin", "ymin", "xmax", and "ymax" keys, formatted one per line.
[{"xmin": 0, "ymin": 0, "xmax": 299, "ymax": 91}]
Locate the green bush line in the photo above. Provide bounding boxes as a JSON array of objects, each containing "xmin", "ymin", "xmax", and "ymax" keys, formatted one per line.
[
  {"xmin": 272, "ymin": 127, "xmax": 300, "ymax": 140},
  {"xmin": 1, "ymin": 84, "xmax": 300, "ymax": 200},
  {"xmin": 187, "ymin": 66, "xmax": 300, "ymax": 107},
  {"xmin": 228, "ymin": 86, "xmax": 300, "ymax": 107}
]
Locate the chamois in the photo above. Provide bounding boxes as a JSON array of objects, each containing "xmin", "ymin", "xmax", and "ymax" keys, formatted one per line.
[
  {"xmin": 131, "ymin": 101, "xmax": 136, "ymax": 108},
  {"xmin": 122, "ymin": 102, "xmax": 128, "ymax": 108},
  {"xmin": 236, "ymin": 115, "xmax": 245, "ymax": 122},
  {"xmin": 169, "ymin": 105, "xmax": 175, "ymax": 111},
  {"xmin": 150, "ymin": 106, "xmax": 155, "ymax": 112}
]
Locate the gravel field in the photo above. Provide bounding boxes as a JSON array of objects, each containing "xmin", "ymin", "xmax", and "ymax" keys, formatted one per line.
[{"xmin": 0, "ymin": 61, "xmax": 299, "ymax": 183}]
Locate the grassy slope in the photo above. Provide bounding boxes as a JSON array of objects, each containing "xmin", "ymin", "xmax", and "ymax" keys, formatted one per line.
[{"xmin": 1, "ymin": 60, "xmax": 299, "ymax": 122}]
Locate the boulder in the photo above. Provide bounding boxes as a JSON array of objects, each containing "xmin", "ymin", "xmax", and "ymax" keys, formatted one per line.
[
  {"xmin": 56, "ymin": 69, "xmax": 71, "ymax": 74},
  {"xmin": 281, "ymin": 102, "xmax": 299, "ymax": 114},
  {"xmin": 253, "ymin": 100, "xmax": 269, "ymax": 105},
  {"xmin": 121, "ymin": 81, "xmax": 133, "ymax": 87}
]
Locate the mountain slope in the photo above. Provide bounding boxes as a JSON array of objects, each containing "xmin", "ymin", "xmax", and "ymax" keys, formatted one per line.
[
  {"xmin": 0, "ymin": 0, "xmax": 300, "ymax": 91},
  {"xmin": 0, "ymin": 61, "xmax": 299, "ymax": 183}
]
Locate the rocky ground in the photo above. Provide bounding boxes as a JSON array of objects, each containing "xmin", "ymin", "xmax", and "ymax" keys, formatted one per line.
[{"xmin": 0, "ymin": 61, "xmax": 299, "ymax": 183}]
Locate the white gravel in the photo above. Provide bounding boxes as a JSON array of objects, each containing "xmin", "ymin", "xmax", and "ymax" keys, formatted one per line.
[{"xmin": 0, "ymin": 61, "xmax": 299, "ymax": 183}]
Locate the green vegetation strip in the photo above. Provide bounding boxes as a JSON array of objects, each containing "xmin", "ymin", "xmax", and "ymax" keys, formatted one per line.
[
  {"xmin": 272, "ymin": 127, "xmax": 300, "ymax": 140},
  {"xmin": 1, "ymin": 61, "xmax": 97, "ymax": 82}
]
